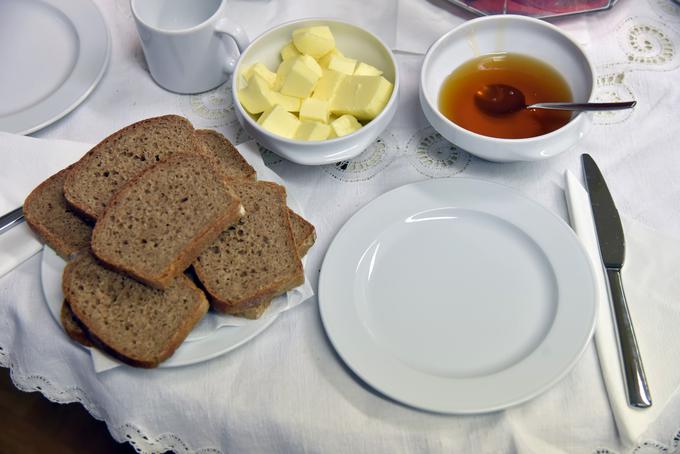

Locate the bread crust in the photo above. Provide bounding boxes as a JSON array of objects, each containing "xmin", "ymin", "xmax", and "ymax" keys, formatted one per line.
[
  {"xmin": 196, "ymin": 129, "xmax": 257, "ymax": 180},
  {"xmin": 91, "ymin": 153, "xmax": 243, "ymax": 289},
  {"xmin": 23, "ymin": 167, "xmax": 93, "ymax": 259},
  {"xmin": 63, "ymin": 115, "xmax": 202, "ymax": 220},
  {"xmin": 60, "ymin": 300, "xmax": 94, "ymax": 347}
]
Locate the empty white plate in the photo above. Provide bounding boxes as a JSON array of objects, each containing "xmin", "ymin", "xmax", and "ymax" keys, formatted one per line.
[
  {"xmin": 0, "ymin": 0, "xmax": 110, "ymax": 134},
  {"xmin": 319, "ymin": 178, "xmax": 596, "ymax": 413}
]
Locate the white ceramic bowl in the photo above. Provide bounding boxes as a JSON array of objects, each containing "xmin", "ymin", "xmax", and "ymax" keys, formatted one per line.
[
  {"xmin": 232, "ymin": 19, "xmax": 399, "ymax": 166},
  {"xmin": 420, "ymin": 15, "xmax": 595, "ymax": 162}
]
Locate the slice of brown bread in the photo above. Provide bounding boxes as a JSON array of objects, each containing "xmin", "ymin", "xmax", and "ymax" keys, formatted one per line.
[
  {"xmin": 60, "ymin": 300, "xmax": 93, "ymax": 347},
  {"xmin": 195, "ymin": 128, "xmax": 316, "ymax": 258},
  {"xmin": 23, "ymin": 167, "xmax": 93, "ymax": 259},
  {"xmin": 288, "ymin": 209, "xmax": 316, "ymax": 258},
  {"xmin": 196, "ymin": 129, "xmax": 256, "ymax": 180},
  {"xmin": 194, "ymin": 181, "xmax": 304, "ymax": 314},
  {"xmin": 63, "ymin": 253, "xmax": 209, "ymax": 368},
  {"xmin": 231, "ymin": 210, "xmax": 316, "ymax": 320},
  {"xmin": 63, "ymin": 115, "xmax": 206, "ymax": 220},
  {"xmin": 92, "ymin": 153, "xmax": 243, "ymax": 289}
]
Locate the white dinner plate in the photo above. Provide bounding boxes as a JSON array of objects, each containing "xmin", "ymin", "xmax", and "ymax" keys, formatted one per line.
[
  {"xmin": 0, "ymin": 0, "xmax": 110, "ymax": 134},
  {"xmin": 319, "ymin": 178, "xmax": 596, "ymax": 413}
]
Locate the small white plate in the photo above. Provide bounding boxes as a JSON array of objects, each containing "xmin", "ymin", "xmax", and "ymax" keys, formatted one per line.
[
  {"xmin": 319, "ymin": 178, "xmax": 596, "ymax": 413},
  {"xmin": 0, "ymin": 0, "xmax": 110, "ymax": 134}
]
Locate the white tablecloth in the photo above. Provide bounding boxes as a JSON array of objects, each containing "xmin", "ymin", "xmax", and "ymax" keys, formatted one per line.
[{"xmin": 2, "ymin": 0, "xmax": 680, "ymax": 452}]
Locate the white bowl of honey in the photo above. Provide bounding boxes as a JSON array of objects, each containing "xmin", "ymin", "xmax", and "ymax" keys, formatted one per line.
[{"xmin": 420, "ymin": 15, "xmax": 595, "ymax": 162}]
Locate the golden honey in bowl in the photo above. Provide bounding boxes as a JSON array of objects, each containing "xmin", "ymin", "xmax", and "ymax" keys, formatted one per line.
[{"xmin": 439, "ymin": 53, "xmax": 573, "ymax": 139}]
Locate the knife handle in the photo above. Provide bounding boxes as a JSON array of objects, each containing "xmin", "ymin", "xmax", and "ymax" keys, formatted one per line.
[{"xmin": 606, "ymin": 268, "xmax": 652, "ymax": 408}]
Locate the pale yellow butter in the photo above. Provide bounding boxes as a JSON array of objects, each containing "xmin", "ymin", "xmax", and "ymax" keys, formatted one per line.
[
  {"xmin": 331, "ymin": 114, "xmax": 362, "ymax": 137},
  {"xmin": 243, "ymin": 63, "xmax": 277, "ymax": 87},
  {"xmin": 272, "ymin": 92, "xmax": 301, "ymax": 112},
  {"xmin": 312, "ymin": 70, "xmax": 345, "ymax": 101},
  {"xmin": 277, "ymin": 56, "xmax": 322, "ymax": 98},
  {"xmin": 327, "ymin": 54, "xmax": 357, "ymax": 75},
  {"xmin": 292, "ymin": 26, "xmax": 335, "ymax": 58},
  {"xmin": 296, "ymin": 121, "xmax": 331, "ymax": 141},
  {"xmin": 238, "ymin": 74, "xmax": 278, "ymax": 114},
  {"xmin": 299, "ymin": 98, "xmax": 329, "ymax": 123},
  {"xmin": 354, "ymin": 62, "xmax": 383, "ymax": 76},
  {"xmin": 330, "ymin": 75, "xmax": 393, "ymax": 121},
  {"xmin": 318, "ymin": 48, "xmax": 344, "ymax": 68},
  {"xmin": 280, "ymin": 41, "xmax": 301, "ymax": 61},
  {"xmin": 257, "ymin": 105, "xmax": 301, "ymax": 139}
]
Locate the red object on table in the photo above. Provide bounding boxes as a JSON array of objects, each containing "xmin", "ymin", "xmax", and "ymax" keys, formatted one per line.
[{"xmin": 448, "ymin": 0, "xmax": 617, "ymax": 18}]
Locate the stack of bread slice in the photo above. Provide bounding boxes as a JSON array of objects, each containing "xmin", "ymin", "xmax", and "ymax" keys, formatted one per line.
[{"xmin": 24, "ymin": 115, "xmax": 315, "ymax": 368}]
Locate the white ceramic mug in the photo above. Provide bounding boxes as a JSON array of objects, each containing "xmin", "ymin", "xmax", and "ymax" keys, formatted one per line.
[{"xmin": 130, "ymin": 0, "xmax": 248, "ymax": 94}]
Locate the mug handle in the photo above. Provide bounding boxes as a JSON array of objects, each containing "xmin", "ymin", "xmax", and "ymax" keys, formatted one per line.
[{"xmin": 215, "ymin": 18, "xmax": 249, "ymax": 74}]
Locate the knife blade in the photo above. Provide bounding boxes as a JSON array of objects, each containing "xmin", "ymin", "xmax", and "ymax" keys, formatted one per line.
[
  {"xmin": 582, "ymin": 153, "xmax": 652, "ymax": 408},
  {"xmin": 0, "ymin": 207, "xmax": 25, "ymax": 235}
]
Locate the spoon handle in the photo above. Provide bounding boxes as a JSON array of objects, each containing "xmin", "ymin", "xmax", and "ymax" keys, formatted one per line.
[{"xmin": 527, "ymin": 100, "xmax": 637, "ymax": 111}]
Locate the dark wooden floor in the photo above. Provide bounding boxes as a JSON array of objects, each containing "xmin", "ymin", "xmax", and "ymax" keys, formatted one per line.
[{"xmin": 0, "ymin": 367, "xmax": 136, "ymax": 454}]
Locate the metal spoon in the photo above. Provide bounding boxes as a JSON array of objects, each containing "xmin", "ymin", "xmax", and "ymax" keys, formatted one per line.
[{"xmin": 474, "ymin": 84, "xmax": 637, "ymax": 115}]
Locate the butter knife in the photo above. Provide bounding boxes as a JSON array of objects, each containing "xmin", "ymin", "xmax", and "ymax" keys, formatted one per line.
[
  {"xmin": 0, "ymin": 207, "xmax": 24, "ymax": 235},
  {"xmin": 582, "ymin": 154, "xmax": 652, "ymax": 408}
]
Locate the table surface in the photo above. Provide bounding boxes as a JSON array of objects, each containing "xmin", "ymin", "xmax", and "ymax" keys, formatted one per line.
[{"xmin": 2, "ymin": 0, "xmax": 680, "ymax": 453}]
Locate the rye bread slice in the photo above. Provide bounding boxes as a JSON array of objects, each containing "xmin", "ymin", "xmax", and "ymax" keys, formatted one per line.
[
  {"xmin": 61, "ymin": 300, "xmax": 93, "ymax": 347},
  {"xmin": 92, "ymin": 153, "xmax": 243, "ymax": 289},
  {"xmin": 194, "ymin": 181, "xmax": 304, "ymax": 314},
  {"xmin": 63, "ymin": 115, "xmax": 206, "ymax": 220},
  {"xmin": 196, "ymin": 129, "xmax": 256, "ymax": 180},
  {"xmin": 288, "ymin": 209, "xmax": 316, "ymax": 258},
  {"xmin": 195, "ymin": 128, "xmax": 316, "ymax": 259},
  {"xmin": 231, "ymin": 210, "xmax": 316, "ymax": 319},
  {"xmin": 23, "ymin": 167, "xmax": 92, "ymax": 259},
  {"xmin": 63, "ymin": 253, "xmax": 209, "ymax": 368}
]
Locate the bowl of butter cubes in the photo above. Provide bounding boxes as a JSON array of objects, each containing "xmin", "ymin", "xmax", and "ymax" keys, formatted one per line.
[{"xmin": 233, "ymin": 19, "xmax": 399, "ymax": 165}]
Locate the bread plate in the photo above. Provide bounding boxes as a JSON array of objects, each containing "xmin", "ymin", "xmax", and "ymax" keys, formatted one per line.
[{"xmin": 40, "ymin": 142, "xmax": 309, "ymax": 368}]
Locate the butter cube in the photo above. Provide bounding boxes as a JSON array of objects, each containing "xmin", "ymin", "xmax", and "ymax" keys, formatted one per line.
[
  {"xmin": 238, "ymin": 74, "xmax": 278, "ymax": 114},
  {"xmin": 280, "ymin": 41, "xmax": 301, "ymax": 61},
  {"xmin": 330, "ymin": 75, "xmax": 393, "ymax": 121},
  {"xmin": 354, "ymin": 62, "xmax": 383, "ymax": 76},
  {"xmin": 243, "ymin": 63, "xmax": 277, "ymax": 87},
  {"xmin": 272, "ymin": 92, "xmax": 301, "ymax": 112},
  {"xmin": 312, "ymin": 70, "xmax": 345, "ymax": 101},
  {"xmin": 295, "ymin": 121, "xmax": 331, "ymax": 141},
  {"xmin": 278, "ymin": 56, "xmax": 322, "ymax": 98},
  {"xmin": 274, "ymin": 58, "xmax": 295, "ymax": 91},
  {"xmin": 331, "ymin": 114, "xmax": 362, "ymax": 137},
  {"xmin": 318, "ymin": 48, "xmax": 344, "ymax": 68},
  {"xmin": 327, "ymin": 54, "xmax": 357, "ymax": 75},
  {"xmin": 257, "ymin": 105, "xmax": 301, "ymax": 139},
  {"xmin": 292, "ymin": 26, "xmax": 335, "ymax": 58},
  {"xmin": 299, "ymin": 98, "xmax": 329, "ymax": 123}
]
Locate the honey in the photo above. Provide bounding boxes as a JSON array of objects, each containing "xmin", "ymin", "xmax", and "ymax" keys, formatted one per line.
[{"xmin": 438, "ymin": 53, "xmax": 573, "ymax": 139}]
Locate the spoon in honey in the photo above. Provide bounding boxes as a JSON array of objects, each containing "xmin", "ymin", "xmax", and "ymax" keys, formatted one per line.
[{"xmin": 474, "ymin": 84, "xmax": 637, "ymax": 115}]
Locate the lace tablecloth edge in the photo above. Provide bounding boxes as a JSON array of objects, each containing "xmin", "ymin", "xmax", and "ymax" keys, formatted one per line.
[{"xmin": 0, "ymin": 345, "xmax": 224, "ymax": 454}]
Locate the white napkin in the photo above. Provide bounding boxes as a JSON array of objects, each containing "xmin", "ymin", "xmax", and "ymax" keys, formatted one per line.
[
  {"xmin": 0, "ymin": 133, "xmax": 89, "ymax": 278},
  {"xmin": 565, "ymin": 170, "xmax": 680, "ymax": 446}
]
